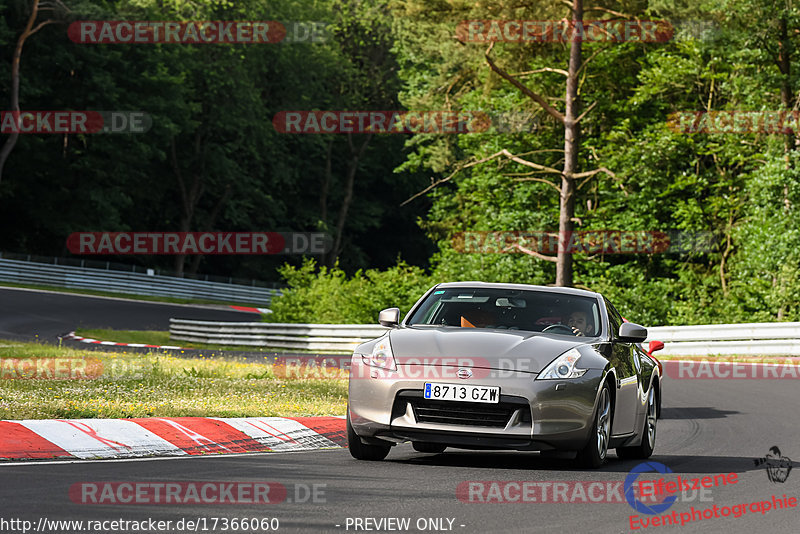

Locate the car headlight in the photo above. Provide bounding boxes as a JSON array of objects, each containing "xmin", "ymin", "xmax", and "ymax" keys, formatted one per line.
[
  {"xmin": 362, "ymin": 336, "xmax": 397, "ymax": 371},
  {"xmin": 537, "ymin": 348, "xmax": 587, "ymax": 380}
]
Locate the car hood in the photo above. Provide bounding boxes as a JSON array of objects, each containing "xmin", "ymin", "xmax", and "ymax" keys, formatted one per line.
[{"xmin": 388, "ymin": 326, "xmax": 588, "ymax": 374}]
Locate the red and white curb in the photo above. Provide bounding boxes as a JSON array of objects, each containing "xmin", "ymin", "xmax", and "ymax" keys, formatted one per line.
[
  {"xmin": 229, "ymin": 305, "xmax": 272, "ymax": 314},
  {"xmin": 61, "ymin": 331, "xmax": 190, "ymax": 351},
  {"xmin": 0, "ymin": 416, "xmax": 346, "ymax": 461}
]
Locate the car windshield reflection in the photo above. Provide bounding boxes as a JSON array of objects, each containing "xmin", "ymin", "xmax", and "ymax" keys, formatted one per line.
[{"xmin": 405, "ymin": 288, "xmax": 601, "ymax": 337}]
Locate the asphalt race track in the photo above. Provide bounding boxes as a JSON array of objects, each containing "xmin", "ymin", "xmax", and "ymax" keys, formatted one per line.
[
  {"xmin": 1, "ymin": 377, "xmax": 798, "ymax": 533},
  {"xmin": 0, "ymin": 287, "xmax": 255, "ymax": 342}
]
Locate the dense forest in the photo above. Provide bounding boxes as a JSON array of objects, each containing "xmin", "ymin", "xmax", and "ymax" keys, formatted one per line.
[{"xmin": 2, "ymin": 0, "xmax": 799, "ymax": 325}]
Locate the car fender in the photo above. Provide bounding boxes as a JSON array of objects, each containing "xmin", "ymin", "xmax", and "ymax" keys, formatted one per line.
[{"xmin": 593, "ymin": 365, "xmax": 618, "ymax": 426}]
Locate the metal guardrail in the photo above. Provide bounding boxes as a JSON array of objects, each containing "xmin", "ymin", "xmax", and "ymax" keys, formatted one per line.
[
  {"xmin": 647, "ymin": 339, "xmax": 800, "ymax": 356},
  {"xmin": 646, "ymin": 323, "xmax": 800, "ymax": 342},
  {"xmin": 170, "ymin": 319, "xmax": 388, "ymax": 352},
  {"xmin": 0, "ymin": 257, "xmax": 280, "ymax": 306},
  {"xmin": 646, "ymin": 323, "xmax": 800, "ymax": 356},
  {"xmin": 169, "ymin": 320, "xmax": 800, "ymax": 355}
]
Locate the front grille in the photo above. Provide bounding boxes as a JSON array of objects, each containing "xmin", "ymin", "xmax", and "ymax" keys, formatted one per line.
[
  {"xmin": 411, "ymin": 399, "xmax": 511, "ymax": 427},
  {"xmin": 393, "ymin": 391, "xmax": 531, "ymax": 429}
]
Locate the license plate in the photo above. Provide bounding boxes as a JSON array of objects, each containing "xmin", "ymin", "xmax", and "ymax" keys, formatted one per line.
[{"xmin": 423, "ymin": 383, "xmax": 500, "ymax": 403}]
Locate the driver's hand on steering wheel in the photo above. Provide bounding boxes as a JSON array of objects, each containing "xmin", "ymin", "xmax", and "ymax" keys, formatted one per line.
[{"xmin": 570, "ymin": 326, "xmax": 584, "ymax": 336}]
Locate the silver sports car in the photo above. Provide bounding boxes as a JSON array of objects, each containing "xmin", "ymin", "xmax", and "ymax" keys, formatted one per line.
[{"xmin": 347, "ymin": 282, "xmax": 660, "ymax": 468}]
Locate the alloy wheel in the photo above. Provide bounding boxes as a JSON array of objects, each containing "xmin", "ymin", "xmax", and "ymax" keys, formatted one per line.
[{"xmin": 596, "ymin": 387, "xmax": 611, "ymax": 460}]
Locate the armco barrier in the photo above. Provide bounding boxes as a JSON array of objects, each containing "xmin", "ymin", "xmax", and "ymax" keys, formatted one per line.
[
  {"xmin": 169, "ymin": 319, "xmax": 800, "ymax": 355},
  {"xmin": 169, "ymin": 319, "xmax": 389, "ymax": 352},
  {"xmin": 647, "ymin": 323, "xmax": 800, "ymax": 356},
  {"xmin": 0, "ymin": 257, "xmax": 279, "ymax": 306}
]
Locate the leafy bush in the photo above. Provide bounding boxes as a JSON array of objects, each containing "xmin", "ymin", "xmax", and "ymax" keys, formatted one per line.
[{"xmin": 267, "ymin": 258, "xmax": 434, "ymax": 324}]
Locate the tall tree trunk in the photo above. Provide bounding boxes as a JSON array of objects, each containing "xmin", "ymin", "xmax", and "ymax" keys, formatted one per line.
[
  {"xmin": 556, "ymin": 0, "xmax": 584, "ymax": 287},
  {"xmin": 0, "ymin": 0, "xmax": 56, "ymax": 184},
  {"xmin": 418, "ymin": 0, "xmax": 612, "ymax": 285},
  {"xmin": 320, "ymin": 139, "xmax": 333, "ymax": 266},
  {"xmin": 330, "ymin": 133, "xmax": 372, "ymax": 265},
  {"xmin": 719, "ymin": 212, "xmax": 733, "ymax": 296},
  {"xmin": 173, "ymin": 213, "xmax": 192, "ymax": 277},
  {"xmin": 187, "ymin": 183, "xmax": 231, "ymax": 275},
  {"xmin": 170, "ymin": 135, "xmax": 204, "ymax": 277}
]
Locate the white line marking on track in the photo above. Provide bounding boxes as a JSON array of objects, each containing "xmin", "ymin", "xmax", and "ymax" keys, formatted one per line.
[{"xmin": 0, "ymin": 447, "xmax": 344, "ymax": 467}]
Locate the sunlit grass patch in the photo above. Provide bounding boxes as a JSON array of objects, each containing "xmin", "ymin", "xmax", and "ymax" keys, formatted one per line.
[{"xmin": 0, "ymin": 341, "xmax": 347, "ymax": 419}]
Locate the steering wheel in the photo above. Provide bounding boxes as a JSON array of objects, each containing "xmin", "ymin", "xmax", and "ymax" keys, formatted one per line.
[{"xmin": 542, "ymin": 323, "xmax": 576, "ymax": 335}]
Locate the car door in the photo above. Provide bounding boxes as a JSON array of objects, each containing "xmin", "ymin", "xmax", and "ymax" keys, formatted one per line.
[{"xmin": 604, "ymin": 299, "xmax": 638, "ymax": 436}]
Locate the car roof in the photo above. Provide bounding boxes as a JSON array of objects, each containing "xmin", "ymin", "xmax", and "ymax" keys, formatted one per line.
[{"xmin": 434, "ymin": 281, "xmax": 602, "ymax": 300}]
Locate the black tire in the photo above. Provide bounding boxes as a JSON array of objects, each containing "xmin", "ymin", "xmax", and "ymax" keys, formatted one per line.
[
  {"xmin": 412, "ymin": 442, "xmax": 447, "ymax": 454},
  {"xmin": 347, "ymin": 410, "xmax": 391, "ymax": 461},
  {"xmin": 576, "ymin": 381, "xmax": 612, "ymax": 469},
  {"xmin": 617, "ymin": 385, "xmax": 657, "ymax": 460}
]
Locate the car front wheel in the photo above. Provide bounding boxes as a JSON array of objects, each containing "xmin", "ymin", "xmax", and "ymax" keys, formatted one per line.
[
  {"xmin": 617, "ymin": 385, "xmax": 657, "ymax": 460},
  {"xmin": 576, "ymin": 382, "xmax": 611, "ymax": 469},
  {"xmin": 347, "ymin": 410, "xmax": 391, "ymax": 461}
]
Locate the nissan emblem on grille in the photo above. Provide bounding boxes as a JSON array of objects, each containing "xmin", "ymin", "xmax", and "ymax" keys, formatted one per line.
[{"xmin": 457, "ymin": 368, "xmax": 473, "ymax": 379}]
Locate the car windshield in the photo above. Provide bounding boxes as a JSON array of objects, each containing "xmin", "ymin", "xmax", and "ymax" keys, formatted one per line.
[{"xmin": 405, "ymin": 287, "xmax": 601, "ymax": 337}]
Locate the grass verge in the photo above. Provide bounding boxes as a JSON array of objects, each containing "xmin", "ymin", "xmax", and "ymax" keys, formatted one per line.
[{"xmin": 0, "ymin": 341, "xmax": 346, "ymax": 419}]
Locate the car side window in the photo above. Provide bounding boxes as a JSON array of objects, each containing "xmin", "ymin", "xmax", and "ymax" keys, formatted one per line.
[{"xmin": 604, "ymin": 298, "xmax": 623, "ymax": 339}]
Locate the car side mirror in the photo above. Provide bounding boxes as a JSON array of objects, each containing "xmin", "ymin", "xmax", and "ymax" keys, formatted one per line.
[
  {"xmin": 378, "ymin": 307, "xmax": 400, "ymax": 327},
  {"xmin": 647, "ymin": 340, "xmax": 665, "ymax": 356},
  {"xmin": 618, "ymin": 322, "xmax": 647, "ymax": 343}
]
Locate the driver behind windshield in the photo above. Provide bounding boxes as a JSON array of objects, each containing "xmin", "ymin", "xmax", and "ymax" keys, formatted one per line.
[{"xmin": 567, "ymin": 310, "xmax": 593, "ymax": 336}]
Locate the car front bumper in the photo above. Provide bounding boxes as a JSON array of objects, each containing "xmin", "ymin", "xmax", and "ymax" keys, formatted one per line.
[{"xmin": 348, "ymin": 355, "xmax": 605, "ymax": 451}]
